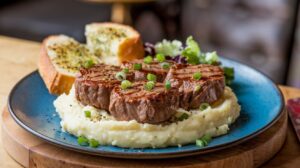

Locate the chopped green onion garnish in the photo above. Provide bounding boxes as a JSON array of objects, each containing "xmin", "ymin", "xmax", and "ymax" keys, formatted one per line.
[
  {"xmin": 165, "ymin": 81, "xmax": 171, "ymax": 90},
  {"xmin": 147, "ymin": 73, "xmax": 157, "ymax": 82},
  {"xmin": 77, "ymin": 136, "xmax": 89, "ymax": 146},
  {"xmin": 196, "ymin": 139, "xmax": 205, "ymax": 147},
  {"xmin": 144, "ymin": 81, "xmax": 155, "ymax": 91},
  {"xmin": 196, "ymin": 134, "xmax": 212, "ymax": 147},
  {"xmin": 89, "ymin": 138, "xmax": 99, "ymax": 148},
  {"xmin": 199, "ymin": 103, "xmax": 210, "ymax": 111},
  {"xmin": 178, "ymin": 113, "xmax": 189, "ymax": 121},
  {"xmin": 123, "ymin": 68, "xmax": 129, "ymax": 73},
  {"xmin": 155, "ymin": 53, "xmax": 165, "ymax": 62},
  {"xmin": 83, "ymin": 59, "xmax": 95, "ymax": 68},
  {"xmin": 144, "ymin": 56, "xmax": 153, "ymax": 64},
  {"xmin": 84, "ymin": 110, "xmax": 91, "ymax": 118},
  {"xmin": 194, "ymin": 85, "xmax": 201, "ymax": 92},
  {"xmin": 115, "ymin": 71, "xmax": 126, "ymax": 81},
  {"xmin": 160, "ymin": 62, "xmax": 170, "ymax": 69},
  {"xmin": 193, "ymin": 72, "xmax": 202, "ymax": 80},
  {"xmin": 133, "ymin": 63, "xmax": 142, "ymax": 70},
  {"xmin": 121, "ymin": 80, "xmax": 132, "ymax": 90}
]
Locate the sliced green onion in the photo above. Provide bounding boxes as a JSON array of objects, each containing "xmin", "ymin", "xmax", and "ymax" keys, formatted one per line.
[
  {"xmin": 156, "ymin": 53, "xmax": 165, "ymax": 62},
  {"xmin": 196, "ymin": 134, "xmax": 212, "ymax": 147},
  {"xmin": 84, "ymin": 110, "xmax": 91, "ymax": 118},
  {"xmin": 194, "ymin": 85, "xmax": 201, "ymax": 92},
  {"xmin": 147, "ymin": 73, "xmax": 157, "ymax": 82},
  {"xmin": 160, "ymin": 62, "xmax": 170, "ymax": 69},
  {"xmin": 165, "ymin": 81, "xmax": 171, "ymax": 90},
  {"xmin": 121, "ymin": 80, "xmax": 132, "ymax": 90},
  {"xmin": 133, "ymin": 63, "xmax": 142, "ymax": 70},
  {"xmin": 83, "ymin": 59, "xmax": 95, "ymax": 68},
  {"xmin": 199, "ymin": 103, "xmax": 210, "ymax": 111},
  {"xmin": 123, "ymin": 68, "xmax": 129, "ymax": 73},
  {"xmin": 144, "ymin": 56, "xmax": 153, "ymax": 64},
  {"xmin": 193, "ymin": 72, "xmax": 202, "ymax": 80},
  {"xmin": 178, "ymin": 113, "xmax": 189, "ymax": 121},
  {"xmin": 115, "ymin": 71, "xmax": 126, "ymax": 81},
  {"xmin": 196, "ymin": 139, "xmax": 205, "ymax": 147},
  {"xmin": 77, "ymin": 136, "xmax": 89, "ymax": 146},
  {"xmin": 144, "ymin": 81, "xmax": 155, "ymax": 91},
  {"xmin": 89, "ymin": 139, "xmax": 99, "ymax": 148}
]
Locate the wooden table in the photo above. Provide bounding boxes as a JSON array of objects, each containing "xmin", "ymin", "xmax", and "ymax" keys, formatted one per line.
[{"xmin": 0, "ymin": 36, "xmax": 300, "ymax": 167}]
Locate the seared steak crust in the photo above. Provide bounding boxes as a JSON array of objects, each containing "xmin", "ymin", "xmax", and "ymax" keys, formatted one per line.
[
  {"xmin": 75, "ymin": 62, "xmax": 225, "ymax": 124},
  {"xmin": 165, "ymin": 64, "xmax": 225, "ymax": 110},
  {"xmin": 75, "ymin": 63, "xmax": 134, "ymax": 110},
  {"xmin": 109, "ymin": 82, "xmax": 179, "ymax": 124},
  {"xmin": 122, "ymin": 60, "xmax": 173, "ymax": 82}
]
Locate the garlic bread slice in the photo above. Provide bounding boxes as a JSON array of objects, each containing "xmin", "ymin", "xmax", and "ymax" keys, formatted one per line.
[
  {"xmin": 38, "ymin": 35, "xmax": 100, "ymax": 95},
  {"xmin": 85, "ymin": 22, "xmax": 145, "ymax": 65}
]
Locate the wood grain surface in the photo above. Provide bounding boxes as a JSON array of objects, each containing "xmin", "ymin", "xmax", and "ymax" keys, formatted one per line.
[
  {"xmin": 1, "ymin": 107, "xmax": 288, "ymax": 168},
  {"xmin": 0, "ymin": 36, "xmax": 300, "ymax": 167}
]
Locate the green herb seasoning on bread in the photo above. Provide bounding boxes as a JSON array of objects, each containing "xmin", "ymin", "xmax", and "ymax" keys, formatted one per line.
[
  {"xmin": 38, "ymin": 35, "xmax": 100, "ymax": 95},
  {"xmin": 39, "ymin": 23, "xmax": 144, "ymax": 95}
]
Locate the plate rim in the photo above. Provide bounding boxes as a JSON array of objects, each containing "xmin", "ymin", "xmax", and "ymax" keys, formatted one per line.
[{"xmin": 7, "ymin": 58, "xmax": 285, "ymax": 159}]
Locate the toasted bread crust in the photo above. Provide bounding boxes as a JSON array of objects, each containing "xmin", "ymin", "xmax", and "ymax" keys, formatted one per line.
[
  {"xmin": 86, "ymin": 22, "xmax": 140, "ymax": 35},
  {"xmin": 118, "ymin": 36, "xmax": 144, "ymax": 63},
  {"xmin": 86, "ymin": 22, "xmax": 145, "ymax": 64},
  {"xmin": 38, "ymin": 36, "xmax": 75, "ymax": 95},
  {"xmin": 39, "ymin": 23, "xmax": 144, "ymax": 94}
]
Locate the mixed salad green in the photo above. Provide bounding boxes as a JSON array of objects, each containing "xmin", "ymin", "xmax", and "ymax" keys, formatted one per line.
[{"xmin": 144, "ymin": 36, "xmax": 235, "ymax": 85}]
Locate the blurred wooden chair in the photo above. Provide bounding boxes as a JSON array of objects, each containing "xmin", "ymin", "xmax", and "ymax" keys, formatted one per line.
[
  {"xmin": 181, "ymin": 0, "xmax": 297, "ymax": 83},
  {"xmin": 83, "ymin": 0, "xmax": 156, "ymax": 24}
]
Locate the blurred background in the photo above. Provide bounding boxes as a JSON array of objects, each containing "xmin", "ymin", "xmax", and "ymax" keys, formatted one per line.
[{"xmin": 0, "ymin": 0, "xmax": 299, "ymax": 87}]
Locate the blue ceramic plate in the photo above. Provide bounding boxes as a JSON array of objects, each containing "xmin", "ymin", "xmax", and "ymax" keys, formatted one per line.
[{"xmin": 8, "ymin": 58, "xmax": 284, "ymax": 159}]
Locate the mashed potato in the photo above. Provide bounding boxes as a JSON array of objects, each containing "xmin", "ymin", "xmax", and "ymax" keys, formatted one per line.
[{"xmin": 54, "ymin": 87, "xmax": 240, "ymax": 148}]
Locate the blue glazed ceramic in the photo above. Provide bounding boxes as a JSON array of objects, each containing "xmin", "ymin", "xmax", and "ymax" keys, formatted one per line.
[{"xmin": 8, "ymin": 58, "xmax": 284, "ymax": 159}]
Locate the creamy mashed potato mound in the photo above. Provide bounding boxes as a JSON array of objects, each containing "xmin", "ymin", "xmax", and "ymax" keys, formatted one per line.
[{"xmin": 54, "ymin": 87, "xmax": 240, "ymax": 148}]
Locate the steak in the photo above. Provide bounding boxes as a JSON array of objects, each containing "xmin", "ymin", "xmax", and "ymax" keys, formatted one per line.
[
  {"xmin": 75, "ymin": 62, "xmax": 225, "ymax": 124},
  {"xmin": 122, "ymin": 59, "xmax": 174, "ymax": 82},
  {"xmin": 109, "ymin": 82, "xmax": 179, "ymax": 124},
  {"xmin": 165, "ymin": 64, "xmax": 225, "ymax": 110},
  {"xmin": 75, "ymin": 63, "xmax": 134, "ymax": 110}
]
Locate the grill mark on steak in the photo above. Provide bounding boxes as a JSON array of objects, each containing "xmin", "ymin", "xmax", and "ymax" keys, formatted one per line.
[
  {"xmin": 165, "ymin": 64, "xmax": 225, "ymax": 110},
  {"xmin": 109, "ymin": 82, "xmax": 179, "ymax": 124},
  {"xmin": 122, "ymin": 59, "xmax": 174, "ymax": 82},
  {"xmin": 75, "ymin": 62, "xmax": 225, "ymax": 124},
  {"xmin": 75, "ymin": 63, "xmax": 134, "ymax": 110}
]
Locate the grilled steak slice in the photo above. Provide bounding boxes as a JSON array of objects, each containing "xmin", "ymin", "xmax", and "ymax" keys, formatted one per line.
[
  {"xmin": 75, "ymin": 63, "xmax": 134, "ymax": 110},
  {"xmin": 122, "ymin": 59, "xmax": 173, "ymax": 82},
  {"xmin": 109, "ymin": 82, "xmax": 179, "ymax": 124},
  {"xmin": 165, "ymin": 64, "xmax": 225, "ymax": 110}
]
